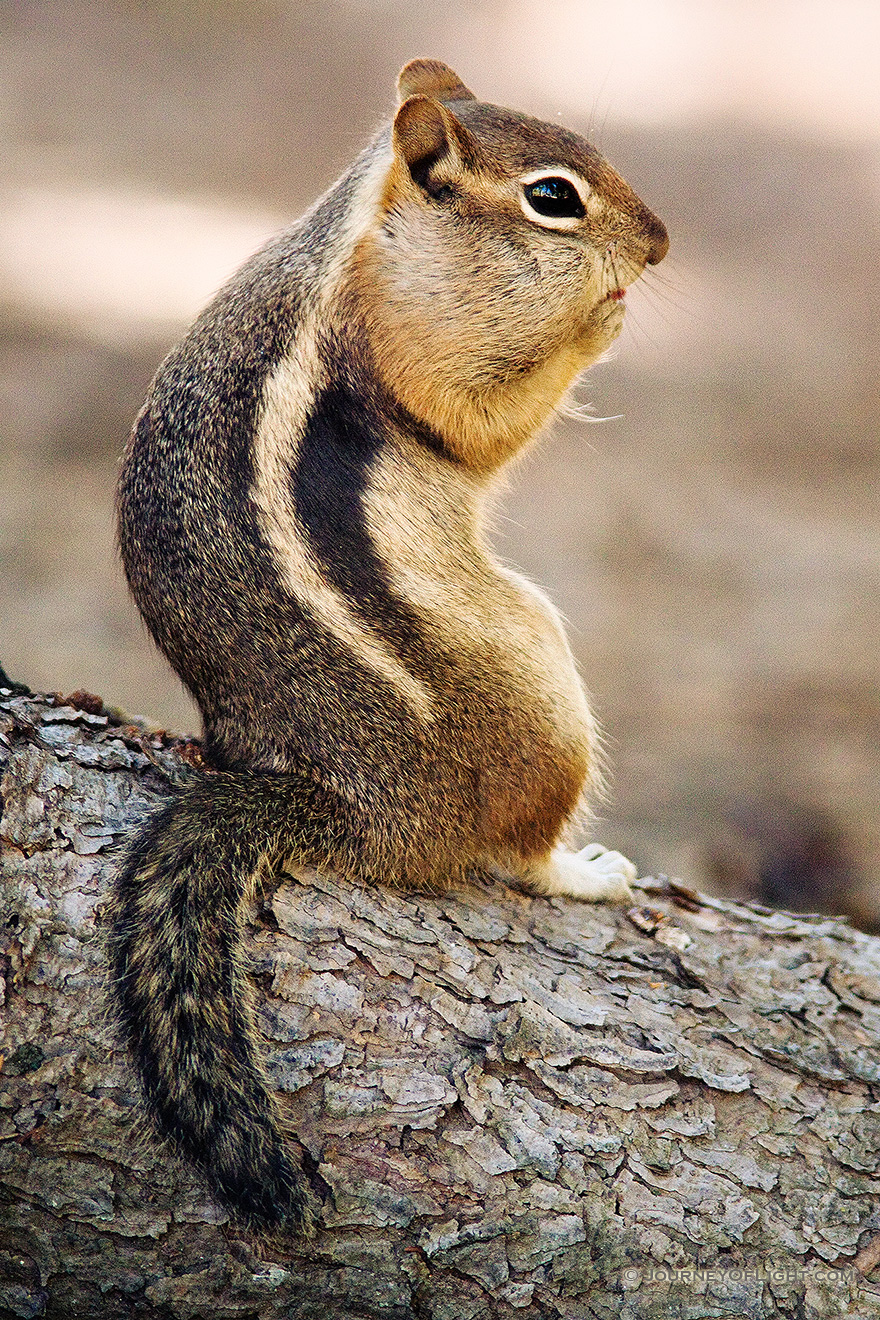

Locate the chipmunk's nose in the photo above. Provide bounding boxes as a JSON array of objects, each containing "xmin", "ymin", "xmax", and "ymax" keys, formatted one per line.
[{"xmin": 645, "ymin": 211, "xmax": 669, "ymax": 265}]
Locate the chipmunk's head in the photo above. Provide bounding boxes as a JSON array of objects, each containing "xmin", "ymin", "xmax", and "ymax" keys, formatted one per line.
[{"xmin": 348, "ymin": 59, "xmax": 668, "ymax": 473}]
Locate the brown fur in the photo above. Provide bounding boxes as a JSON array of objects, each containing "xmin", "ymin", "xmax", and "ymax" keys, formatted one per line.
[{"xmin": 110, "ymin": 59, "xmax": 668, "ymax": 1230}]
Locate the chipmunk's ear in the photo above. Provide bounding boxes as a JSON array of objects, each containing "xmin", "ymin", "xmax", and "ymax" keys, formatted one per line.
[
  {"xmin": 396, "ymin": 58, "xmax": 476, "ymax": 104},
  {"xmin": 393, "ymin": 95, "xmax": 479, "ymax": 196}
]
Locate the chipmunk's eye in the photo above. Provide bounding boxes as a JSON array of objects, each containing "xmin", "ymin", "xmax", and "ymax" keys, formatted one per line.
[{"xmin": 523, "ymin": 176, "xmax": 585, "ymax": 220}]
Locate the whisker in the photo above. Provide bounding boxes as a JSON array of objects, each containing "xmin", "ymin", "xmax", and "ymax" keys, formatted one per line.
[
  {"xmin": 634, "ymin": 272, "xmax": 694, "ymax": 318},
  {"xmin": 642, "ymin": 262, "xmax": 689, "ymax": 295},
  {"xmin": 556, "ymin": 380, "xmax": 623, "ymax": 431},
  {"xmin": 587, "ymin": 68, "xmax": 615, "ymax": 148},
  {"xmin": 619, "ymin": 306, "xmax": 654, "ymax": 346},
  {"xmin": 558, "ymin": 394, "xmax": 623, "ymax": 423}
]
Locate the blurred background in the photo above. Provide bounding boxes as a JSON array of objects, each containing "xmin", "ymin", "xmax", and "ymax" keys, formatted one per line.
[{"xmin": 2, "ymin": 0, "xmax": 879, "ymax": 922}]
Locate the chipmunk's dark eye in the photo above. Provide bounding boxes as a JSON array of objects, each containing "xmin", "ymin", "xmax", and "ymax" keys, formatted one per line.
[{"xmin": 523, "ymin": 177, "xmax": 585, "ymax": 219}]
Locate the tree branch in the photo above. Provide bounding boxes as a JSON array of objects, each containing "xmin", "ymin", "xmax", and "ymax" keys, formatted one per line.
[{"xmin": 2, "ymin": 680, "xmax": 880, "ymax": 1318}]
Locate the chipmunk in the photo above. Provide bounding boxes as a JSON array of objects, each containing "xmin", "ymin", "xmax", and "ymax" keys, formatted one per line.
[{"xmin": 109, "ymin": 59, "xmax": 668, "ymax": 1232}]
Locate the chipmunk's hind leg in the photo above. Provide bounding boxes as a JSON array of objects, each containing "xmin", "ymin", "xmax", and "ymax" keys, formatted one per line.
[{"xmin": 517, "ymin": 843, "xmax": 636, "ymax": 904}]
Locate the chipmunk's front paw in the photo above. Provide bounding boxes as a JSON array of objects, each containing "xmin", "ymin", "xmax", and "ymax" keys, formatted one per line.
[
  {"xmin": 567, "ymin": 843, "xmax": 637, "ymax": 902},
  {"xmin": 520, "ymin": 844, "xmax": 636, "ymax": 903}
]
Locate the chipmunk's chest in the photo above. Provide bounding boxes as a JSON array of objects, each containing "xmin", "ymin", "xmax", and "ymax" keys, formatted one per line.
[
  {"xmin": 388, "ymin": 539, "xmax": 594, "ymax": 764},
  {"xmin": 358, "ymin": 443, "xmax": 593, "ymax": 754},
  {"xmin": 429, "ymin": 562, "xmax": 595, "ymax": 852}
]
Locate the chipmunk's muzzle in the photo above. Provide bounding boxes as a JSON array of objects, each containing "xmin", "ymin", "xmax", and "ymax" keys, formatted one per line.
[{"xmin": 645, "ymin": 212, "xmax": 670, "ymax": 265}]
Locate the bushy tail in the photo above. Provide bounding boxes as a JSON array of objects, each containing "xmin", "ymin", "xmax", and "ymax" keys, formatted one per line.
[{"xmin": 108, "ymin": 771, "xmax": 335, "ymax": 1230}]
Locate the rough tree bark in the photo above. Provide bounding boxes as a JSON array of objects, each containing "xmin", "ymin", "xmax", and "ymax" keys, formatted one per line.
[{"xmin": 2, "ymin": 677, "xmax": 880, "ymax": 1320}]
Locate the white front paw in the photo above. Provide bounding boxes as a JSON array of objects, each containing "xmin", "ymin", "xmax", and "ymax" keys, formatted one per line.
[{"xmin": 555, "ymin": 844, "xmax": 636, "ymax": 903}]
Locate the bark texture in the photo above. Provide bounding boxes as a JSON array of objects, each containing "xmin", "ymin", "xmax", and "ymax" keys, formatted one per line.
[{"xmin": 2, "ymin": 680, "xmax": 880, "ymax": 1319}]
